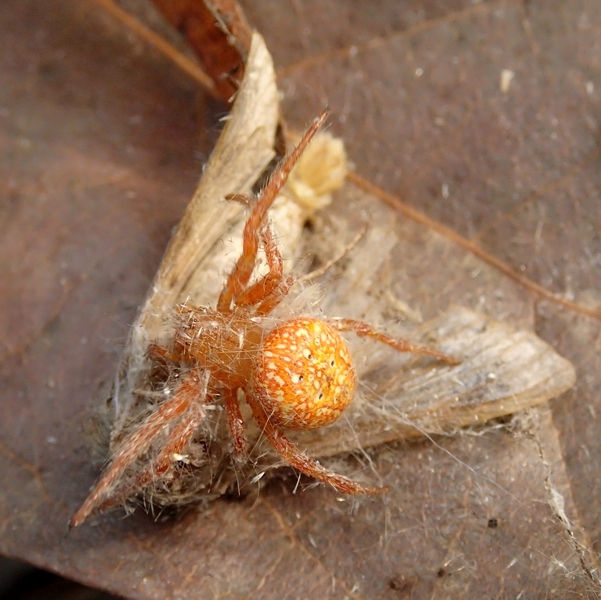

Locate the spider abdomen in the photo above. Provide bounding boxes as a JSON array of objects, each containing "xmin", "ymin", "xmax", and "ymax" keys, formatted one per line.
[{"xmin": 252, "ymin": 318, "xmax": 356, "ymax": 430}]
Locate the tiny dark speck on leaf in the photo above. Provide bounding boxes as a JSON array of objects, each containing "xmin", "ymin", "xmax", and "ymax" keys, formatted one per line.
[
  {"xmin": 37, "ymin": 60, "xmax": 61, "ymax": 80},
  {"xmin": 388, "ymin": 575, "xmax": 413, "ymax": 592},
  {"xmin": 488, "ymin": 517, "xmax": 499, "ymax": 529}
]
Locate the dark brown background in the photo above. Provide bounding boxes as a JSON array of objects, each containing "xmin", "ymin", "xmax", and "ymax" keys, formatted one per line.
[{"xmin": 1, "ymin": 1, "xmax": 600, "ymax": 598}]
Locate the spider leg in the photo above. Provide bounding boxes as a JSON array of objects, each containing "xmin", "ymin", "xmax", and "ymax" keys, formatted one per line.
[
  {"xmin": 147, "ymin": 342, "xmax": 187, "ymax": 363},
  {"xmin": 233, "ymin": 225, "xmax": 293, "ymax": 314},
  {"xmin": 328, "ymin": 319, "xmax": 459, "ymax": 364},
  {"xmin": 222, "ymin": 388, "xmax": 249, "ymax": 459},
  {"xmin": 94, "ymin": 374, "xmax": 211, "ymax": 514},
  {"xmin": 225, "ymin": 192, "xmax": 252, "ymax": 207},
  {"xmin": 69, "ymin": 369, "xmax": 209, "ymax": 528},
  {"xmin": 217, "ymin": 110, "xmax": 328, "ymax": 313},
  {"xmin": 254, "ymin": 274, "xmax": 294, "ymax": 316},
  {"xmin": 97, "ymin": 386, "xmax": 248, "ymax": 515},
  {"xmin": 245, "ymin": 393, "xmax": 387, "ymax": 495}
]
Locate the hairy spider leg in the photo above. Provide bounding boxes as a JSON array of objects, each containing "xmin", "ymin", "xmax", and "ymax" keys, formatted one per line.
[
  {"xmin": 245, "ymin": 392, "xmax": 388, "ymax": 495},
  {"xmin": 254, "ymin": 273, "xmax": 294, "ymax": 316},
  {"xmin": 151, "ymin": 334, "xmax": 248, "ymax": 458},
  {"xmin": 217, "ymin": 110, "xmax": 329, "ymax": 313},
  {"xmin": 328, "ymin": 319, "xmax": 460, "ymax": 365},
  {"xmin": 133, "ymin": 370, "xmax": 210, "ymax": 482},
  {"xmin": 233, "ymin": 226, "xmax": 293, "ymax": 313},
  {"xmin": 147, "ymin": 341, "xmax": 186, "ymax": 362},
  {"xmin": 222, "ymin": 388, "xmax": 248, "ymax": 459},
  {"xmin": 70, "ymin": 369, "xmax": 210, "ymax": 528},
  {"xmin": 93, "ymin": 373, "xmax": 211, "ymax": 515}
]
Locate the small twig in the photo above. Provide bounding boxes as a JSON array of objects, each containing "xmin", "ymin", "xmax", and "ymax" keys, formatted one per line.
[
  {"xmin": 348, "ymin": 171, "xmax": 601, "ymax": 321},
  {"xmin": 90, "ymin": 0, "xmax": 218, "ymax": 97},
  {"xmin": 297, "ymin": 222, "xmax": 368, "ymax": 284}
]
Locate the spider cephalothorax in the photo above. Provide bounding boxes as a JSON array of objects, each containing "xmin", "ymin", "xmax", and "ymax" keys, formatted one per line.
[{"xmin": 70, "ymin": 112, "xmax": 456, "ymax": 528}]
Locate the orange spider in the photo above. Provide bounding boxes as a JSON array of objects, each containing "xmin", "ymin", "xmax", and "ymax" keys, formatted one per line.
[{"xmin": 70, "ymin": 112, "xmax": 457, "ymax": 528}]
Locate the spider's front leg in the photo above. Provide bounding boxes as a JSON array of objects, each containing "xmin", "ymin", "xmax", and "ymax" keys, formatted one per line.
[
  {"xmin": 245, "ymin": 393, "xmax": 387, "ymax": 495},
  {"xmin": 233, "ymin": 225, "xmax": 294, "ymax": 315},
  {"xmin": 69, "ymin": 368, "xmax": 210, "ymax": 528},
  {"xmin": 217, "ymin": 111, "xmax": 328, "ymax": 313}
]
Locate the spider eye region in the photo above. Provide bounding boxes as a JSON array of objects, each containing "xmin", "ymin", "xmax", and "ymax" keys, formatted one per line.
[{"xmin": 253, "ymin": 318, "xmax": 357, "ymax": 430}]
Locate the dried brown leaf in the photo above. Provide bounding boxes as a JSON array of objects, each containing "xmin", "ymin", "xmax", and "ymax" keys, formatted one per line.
[
  {"xmin": 1, "ymin": 1, "xmax": 600, "ymax": 598},
  {"xmin": 151, "ymin": 0, "xmax": 252, "ymax": 101}
]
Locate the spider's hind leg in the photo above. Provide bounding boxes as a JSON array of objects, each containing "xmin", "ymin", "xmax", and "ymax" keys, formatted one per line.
[
  {"xmin": 328, "ymin": 318, "xmax": 459, "ymax": 365},
  {"xmin": 245, "ymin": 393, "xmax": 387, "ymax": 495},
  {"xmin": 223, "ymin": 388, "xmax": 249, "ymax": 460}
]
